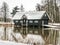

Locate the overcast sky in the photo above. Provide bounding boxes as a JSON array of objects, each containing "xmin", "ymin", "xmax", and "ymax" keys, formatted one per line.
[
  {"xmin": 0, "ymin": 0, "xmax": 42, "ymax": 12},
  {"xmin": 0, "ymin": 0, "xmax": 60, "ymax": 12}
]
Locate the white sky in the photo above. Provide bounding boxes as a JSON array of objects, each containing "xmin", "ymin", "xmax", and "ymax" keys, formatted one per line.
[{"xmin": 0, "ymin": 0, "xmax": 42, "ymax": 12}]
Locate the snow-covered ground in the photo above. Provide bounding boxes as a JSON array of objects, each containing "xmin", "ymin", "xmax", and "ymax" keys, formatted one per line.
[{"xmin": 0, "ymin": 40, "xmax": 29, "ymax": 45}]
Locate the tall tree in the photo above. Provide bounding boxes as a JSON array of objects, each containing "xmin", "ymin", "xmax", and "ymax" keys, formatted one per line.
[
  {"xmin": 1, "ymin": 2, "xmax": 9, "ymax": 22},
  {"xmin": 1, "ymin": 2, "xmax": 9, "ymax": 40},
  {"xmin": 40, "ymin": 0, "xmax": 59, "ymax": 44},
  {"xmin": 40, "ymin": 0, "xmax": 59, "ymax": 23},
  {"xmin": 11, "ymin": 6, "xmax": 19, "ymax": 17}
]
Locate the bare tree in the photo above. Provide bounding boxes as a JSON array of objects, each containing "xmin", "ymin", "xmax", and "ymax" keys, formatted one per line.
[
  {"xmin": 41, "ymin": 0, "xmax": 59, "ymax": 23},
  {"xmin": 1, "ymin": 2, "xmax": 9, "ymax": 40},
  {"xmin": 36, "ymin": 3, "xmax": 41, "ymax": 11},
  {"xmin": 1, "ymin": 2, "xmax": 9, "ymax": 22}
]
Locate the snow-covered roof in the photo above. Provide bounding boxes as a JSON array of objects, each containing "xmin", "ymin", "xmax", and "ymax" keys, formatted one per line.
[{"xmin": 12, "ymin": 11, "xmax": 46, "ymax": 20}]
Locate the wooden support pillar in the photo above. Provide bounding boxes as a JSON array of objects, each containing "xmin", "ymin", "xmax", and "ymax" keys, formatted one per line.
[
  {"xmin": 25, "ymin": 20, "xmax": 28, "ymax": 35},
  {"xmin": 27, "ymin": 27, "xmax": 29, "ymax": 34},
  {"xmin": 38, "ymin": 25, "xmax": 40, "ymax": 35},
  {"xmin": 21, "ymin": 20, "xmax": 24, "ymax": 35},
  {"xmin": 42, "ymin": 20, "xmax": 44, "ymax": 36},
  {"xmin": 28, "ymin": 20, "xmax": 29, "ymax": 34},
  {"xmin": 33, "ymin": 20, "xmax": 34, "ymax": 34},
  {"xmin": 28, "ymin": 26, "xmax": 29, "ymax": 34},
  {"xmin": 33, "ymin": 26, "xmax": 34, "ymax": 34},
  {"xmin": 23, "ymin": 27, "xmax": 25, "ymax": 35}
]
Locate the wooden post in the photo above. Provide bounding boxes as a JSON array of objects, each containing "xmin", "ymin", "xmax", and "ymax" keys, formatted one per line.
[
  {"xmin": 38, "ymin": 20, "xmax": 41, "ymax": 35},
  {"xmin": 26, "ymin": 20, "xmax": 28, "ymax": 35},
  {"xmin": 33, "ymin": 20, "xmax": 34, "ymax": 34},
  {"xmin": 38, "ymin": 20, "xmax": 39, "ymax": 35},
  {"xmin": 42, "ymin": 20, "xmax": 44, "ymax": 36},
  {"xmin": 21, "ymin": 20, "xmax": 23, "ymax": 34},
  {"xmin": 28, "ymin": 20, "xmax": 29, "ymax": 33}
]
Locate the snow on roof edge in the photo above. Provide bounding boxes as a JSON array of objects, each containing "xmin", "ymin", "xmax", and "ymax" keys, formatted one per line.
[{"xmin": 12, "ymin": 11, "xmax": 46, "ymax": 20}]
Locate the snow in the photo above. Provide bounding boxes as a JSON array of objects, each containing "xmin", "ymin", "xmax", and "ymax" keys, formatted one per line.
[
  {"xmin": 49, "ymin": 23, "xmax": 60, "ymax": 26},
  {"xmin": 43, "ymin": 25, "xmax": 57, "ymax": 28},
  {"xmin": 0, "ymin": 40, "xmax": 29, "ymax": 45},
  {"xmin": 15, "ymin": 33, "xmax": 23, "ymax": 39},
  {"xmin": 12, "ymin": 33, "xmax": 23, "ymax": 42},
  {"xmin": 12, "ymin": 11, "xmax": 46, "ymax": 20},
  {"xmin": 24, "ymin": 34, "xmax": 45, "ymax": 45},
  {"xmin": 0, "ymin": 22, "xmax": 14, "ymax": 24}
]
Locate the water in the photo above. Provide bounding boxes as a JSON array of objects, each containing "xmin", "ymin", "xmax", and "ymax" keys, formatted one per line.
[
  {"xmin": 0, "ymin": 26, "xmax": 14, "ymax": 40},
  {"xmin": 0, "ymin": 26, "xmax": 59, "ymax": 45},
  {"xmin": 14, "ymin": 26, "xmax": 59, "ymax": 45}
]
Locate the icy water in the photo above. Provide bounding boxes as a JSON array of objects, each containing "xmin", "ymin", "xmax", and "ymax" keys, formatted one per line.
[
  {"xmin": 0, "ymin": 26, "xmax": 14, "ymax": 40},
  {"xmin": 14, "ymin": 26, "xmax": 60, "ymax": 45},
  {"xmin": 0, "ymin": 26, "xmax": 59, "ymax": 45}
]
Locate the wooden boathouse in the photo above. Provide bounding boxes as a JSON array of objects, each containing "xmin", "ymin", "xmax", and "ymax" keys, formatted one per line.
[{"xmin": 12, "ymin": 11, "xmax": 49, "ymax": 35}]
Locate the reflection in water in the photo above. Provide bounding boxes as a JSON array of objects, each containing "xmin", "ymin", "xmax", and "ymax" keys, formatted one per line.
[
  {"xmin": 0, "ymin": 26, "xmax": 14, "ymax": 40},
  {"xmin": 0, "ymin": 26, "xmax": 59, "ymax": 45},
  {"xmin": 14, "ymin": 26, "xmax": 59, "ymax": 45}
]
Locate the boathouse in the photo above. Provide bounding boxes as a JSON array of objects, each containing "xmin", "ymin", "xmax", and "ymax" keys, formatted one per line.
[
  {"xmin": 12, "ymin": 11, "xmax": 49, "ymax": 34},
  {"xmin": 13, "ymin": 11, "xmax": 49, "ymax": 26}
]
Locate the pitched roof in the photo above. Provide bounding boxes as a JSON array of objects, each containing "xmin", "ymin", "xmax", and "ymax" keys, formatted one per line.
[{"xmin": 12, "ymin": 11, "xmax": 46, "ymax": 20}]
